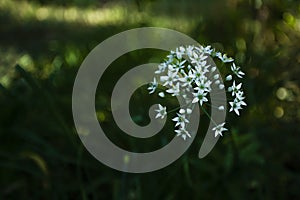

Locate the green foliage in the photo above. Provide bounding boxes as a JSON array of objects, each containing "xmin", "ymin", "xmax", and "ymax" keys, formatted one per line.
[{"xmin": 0, "ymin": 0, "xmax": 300, "ymax": 199}]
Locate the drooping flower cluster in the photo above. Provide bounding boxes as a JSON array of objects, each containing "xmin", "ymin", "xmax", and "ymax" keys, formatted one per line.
[{"xmin": 148, "ymin": 45, "xmax": 246, "ymax": 140}]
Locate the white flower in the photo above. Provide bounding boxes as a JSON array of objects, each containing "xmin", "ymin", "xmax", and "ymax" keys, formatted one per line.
[
  {"xmin": 175, "ymin": 127, "xmax": 191, "ymax": 140},
  {"xmin": 213, "ymin": 74, "xmax": 220, "ymax": 79},
  {"xmin": 193, "ymin": 66, "xmax": 209, "ymax": 83},
  {"xmin": 151, "ymin": 44, "xmax": 247, "ymax": 141},
  {"xmin": 173, "ymin": 60, "xmax": 186, "ymax": 71},
  {"xmin": 175, "ymin": 46, "xmax": 185, "ymax": 59},
  {"xmin": 190, "ymin": 51, "xmax": 208, "ymax": 65},
  {"xmin": 231, "ymin": 63, "xmax": 245, "ymax": 78},
  {"xmin": 192, "ymin": 90, "xmax": 208, "ymax": 105},
  {"xmin": 148, "ymin": 77, "xmax": 157, "ymax": 94},
  {"xmin": 226, "ymin": 75, "xmax": 233, "ymax": 81},
  {"xmin": 158, "ymin": 92, "xmax": 165, "ymax": 98},
  {"xmin": 212, "ymin": 122, "xmax": 227, "ymax": 137},
  {"xmin": 179, "ymin": 108, "xmax": 193, "ymax": 115},
  {"xmin": 165, "ymin": 55, "xmax": 174, "ymax": 65},
  {"xmin": 195, "ymin": 79, "xmax": 211, "ymax": 92},
  {"xmin": 155, "ymin": 104, "xmax": 167, "ymax": 119},
  {"xmin": 172, "ymin": 111, "xmax": 189, "ymax": 128},
  {"xmin": 185, "ymin": 45, "xmax": 194, "ymax": 57},
  {"xmin": 160, "ymin": 70, "xmax": 178, "ymax": 86},
  {"xmin": 211, "ymin": 66, "xmax": 217, "ymax": 72},
  {"xmin": 216, "ymin": 52, "xmax": 234, "ymax": 63},
  {"xmin": 236, "ymin": 90, "xmax": 245, "ymax": 99},
  {"xmin": 215, "ymin": 52, "xmax": 222, "ymax": 59},
  {"xmin": 229, "ymin": 99, "xmax": 242, "ymax": 115},
  {"xmin": 179, "ymin": 108, "xmax": 185, "ymax": 114},
  {"xmin": 237, "ymin": 99, "xmax": 247, "ymax": 107},
  {"xmin": 166, "ymin": 82, "xmax": 180, "ymax": 96},
  {"xmin": 155, "ymin": 62, "xmax": 167, "ymax": 74},
  {"xmin": 196, "ymin": 45, "xmax": 214, "ymax": 55},
  {"xmin": 186, "ymin": 108, "xmax": 192, "ymax": 114},
  {"xmin": 179, "ymin": 69, "xmax": 194, "ymax": 87},
  {"xmin": 218, "ymin": 105, "xmax": 225, "ymax": 111},
  {"xmin": 230, "ymin": 81, "xmax": 242, "ymax": 97},
  {"xmin": 235, "ymin": 91, "xmax": 247, "ymax": 108},
  {"xmin": 167, "ymin": 64, "xmax": 177, "ymax": 72}
]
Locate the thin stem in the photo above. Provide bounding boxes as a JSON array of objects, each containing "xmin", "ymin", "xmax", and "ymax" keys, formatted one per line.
[{"xmin": 200, "ymin": 105, "xmax": 218, "ymax": 126}]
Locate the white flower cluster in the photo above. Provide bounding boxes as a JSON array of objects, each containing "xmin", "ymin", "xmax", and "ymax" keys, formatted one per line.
[{"xmin": 148, "ymin": 45, "xmax": 246, "ymax": 139}]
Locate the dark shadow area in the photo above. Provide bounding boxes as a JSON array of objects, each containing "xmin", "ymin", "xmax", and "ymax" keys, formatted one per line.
[{"xmin": 0, "ymin": 0, "xmax": 299, "ymax": 199}]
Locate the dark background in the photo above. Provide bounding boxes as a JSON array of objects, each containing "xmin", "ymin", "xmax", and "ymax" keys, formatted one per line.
[{"xmin": 0, "ymin": 0, "xmax": 299, "ymax": 199}]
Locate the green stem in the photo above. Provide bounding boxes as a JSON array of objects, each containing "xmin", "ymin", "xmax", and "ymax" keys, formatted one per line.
[{"xmin": 200, "ymin": 105, "xmax": 218, "ymax": 126}]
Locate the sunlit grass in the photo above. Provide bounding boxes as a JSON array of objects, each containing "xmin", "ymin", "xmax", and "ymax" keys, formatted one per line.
[
  {"xmin": 0, "ymin": 0, "xmax": 126, "ymax": 26},
  {"xmin": 0, "ymin": 0, "xmax": 198, "ymax": 86},
  {"xmin": 0, "ymin": 47, "xmax": 22, "ymax": 87},
  {"xmin": 0, "ymin": 0, "xmax": 196, "ymax": 32}
]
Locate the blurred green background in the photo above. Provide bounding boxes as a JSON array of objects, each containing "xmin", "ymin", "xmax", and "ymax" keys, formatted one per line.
[{"xmin": 0, "ymin": 0, "xmax": 300, "ymax": 199}]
